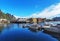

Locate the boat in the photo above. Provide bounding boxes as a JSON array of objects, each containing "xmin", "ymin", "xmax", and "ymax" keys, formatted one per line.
[
  {"xmin": 42, "ymin": 24, "xmax": 51, "ymax": 28},
  {"xmin": 42, "ymin": 22, "xmax": 51, "ymax": 28},
  {"xmin": 28, "ymin": 23, "xmax": 41, "ymax": 30},
  {"xmin": 44, "ymin": 26, "xmax": 60, "ymax": 33},
  {"xmin": 43, "ymin": 21, "xmax": 60, "ymax": 33}
]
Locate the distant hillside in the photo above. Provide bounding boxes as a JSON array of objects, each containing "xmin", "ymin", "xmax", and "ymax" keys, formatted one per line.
[
  {"xmin": 0, "ymin": 10, "xmax": 16, "ymax": 20},
  {"xmin": 53, "ymin": 17, "xmax": 60, "ymax": 21}
]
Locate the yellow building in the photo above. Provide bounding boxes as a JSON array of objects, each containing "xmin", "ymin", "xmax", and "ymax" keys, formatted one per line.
[{"xmin": 32, "ymin": 18, "xmax": 37, "ymax": 23}]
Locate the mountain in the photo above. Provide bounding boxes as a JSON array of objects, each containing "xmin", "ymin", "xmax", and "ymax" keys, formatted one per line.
[
  {"xmin": 53, "ymin": 17, "xmax": 60, "ymax": 21},
  {"xmin": 0, "ymin": 10, "xmax": 16, "ymax": 20}
]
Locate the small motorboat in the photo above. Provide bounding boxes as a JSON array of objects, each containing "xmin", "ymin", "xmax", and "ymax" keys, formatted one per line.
[{"xmin": 29, "ymin": 23, "xmax": 41, "ymax": 30}]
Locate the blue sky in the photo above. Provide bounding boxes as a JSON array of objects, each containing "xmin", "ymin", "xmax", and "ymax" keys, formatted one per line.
[{"xmin": 0, "ymin": 0, "xmax": 60, "ymax": 18}]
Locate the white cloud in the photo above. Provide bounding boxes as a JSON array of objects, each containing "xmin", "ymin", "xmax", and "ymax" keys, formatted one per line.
[
  {"xmin": 15, "ymin": 3, "xmax": 60, "ymax": 19},
  {"xmin": 30, "ymin": 3, "xmax": 60, "ymax": 19},
  {"xmin": 14, "ymin": 15, "xmax": 20, "ymax": 19},
  {"xmin": 14, "ymin": 15, "xmax": 30, "ymax": 19}
]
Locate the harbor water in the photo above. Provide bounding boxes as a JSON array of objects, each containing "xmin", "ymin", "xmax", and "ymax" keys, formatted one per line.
[{"xmin": 0, "ymin": 23, "xmax": 59, "ymax": 41}]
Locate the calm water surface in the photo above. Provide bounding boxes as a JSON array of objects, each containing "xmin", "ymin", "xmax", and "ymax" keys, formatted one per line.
[{"xmin": 0, "ymin": 24, "xmax": 59, "ymax": 41}]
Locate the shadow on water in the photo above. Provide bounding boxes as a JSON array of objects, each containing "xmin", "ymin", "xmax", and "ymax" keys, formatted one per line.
[
  {"xmin": 28, "ymin": 26, "xmax": 60, "ymax": 41},
  {"xmin": 43, "ymin": 30, "xmax": 60, "ymax": 41}
]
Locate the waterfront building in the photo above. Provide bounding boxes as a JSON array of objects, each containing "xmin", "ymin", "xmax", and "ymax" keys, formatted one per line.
[
  {"xmin": 0, "ymin": 19, "xmax": 10, "ymax": 23},
  {"xmin": 37, "ymin": 18, "xmax": 46, "ymax": 23},
  {"xmin": 17, "ymin": 18, "xmax": 27, "ymax": 22},
  {"xmin": 32, "ymin": 18, "xmax": 37, "ymax": 23}
]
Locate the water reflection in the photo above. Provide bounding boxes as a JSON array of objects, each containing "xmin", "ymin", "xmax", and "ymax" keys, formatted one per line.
[
  {"xmin": 0, "ymin": 24, "xmax": 59, "ymax": 41},
  {"xmin": 0, "ymin": 26, "xmax": 4, "ymax": 32},
  {"xmin": 0, "ymin": 24, "xmax": 9, "ymax": 32}
]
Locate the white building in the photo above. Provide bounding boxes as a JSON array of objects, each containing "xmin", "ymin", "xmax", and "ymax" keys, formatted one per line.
[
  {"xmin": 17, "ymin": 18, "xmax": 27, "ymax": 22},
  {"xmin": 0, "ymin": 19, "xmax": 10, "ymax": 23}
]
